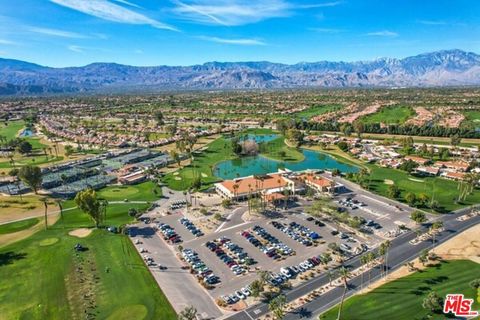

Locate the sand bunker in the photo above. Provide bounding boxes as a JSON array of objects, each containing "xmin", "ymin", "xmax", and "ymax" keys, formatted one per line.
[
  {"xmin": 384, "ymin": 179, "xmax": 394, "ymax": 185},
  {"xmin": 69, "ymin": 228, "xmax": 92, "ymax": 238}
]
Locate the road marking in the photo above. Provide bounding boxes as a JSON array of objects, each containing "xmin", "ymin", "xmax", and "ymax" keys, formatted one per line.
[{"xmin": 215, "ymin": 208, "xmax": 243, "ymax": 233}]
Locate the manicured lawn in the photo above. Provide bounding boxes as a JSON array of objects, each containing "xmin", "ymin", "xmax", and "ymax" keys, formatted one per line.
[
  {"xmin": 0, "ymin": 120, "xmax": 24, "ymax": 140},
  {"xmin": 320, "ymin": 260, "xmax": 480, "ymax": 320},
  {"xmin": 0, "ymin": 218, "xmax": 40, "ymax": 235},
  {"xmin": 0, "ymin": 155, "xmax": 64, "ymax": 168},
  {"xmin": 363, "ymin": 164, "xmax": 480, "ymax": 213},
  {"xmin": 0, "ymin": 203, "xmax": 176, "ymax": 320},
  {"xmin": 260, "ymin": 137, "xmax": 305, "ymax": 162},
  {"xmin": 97, "ymin": 181, "xmax": 162, "ymax": 202},
  {"xmin": 360, "ymin": 105, "xmax": 414, "ymax": 125},
  {"xmin": 462, "ymin": 110, "xmax": 480, "ymax": 128},
  {"xmin": 162, "ymin": 136, "xmax": 236, "ymax": 190},
  {"xmin": 292, "ymin": 104, "xmax": 341, "ymax": 120}
]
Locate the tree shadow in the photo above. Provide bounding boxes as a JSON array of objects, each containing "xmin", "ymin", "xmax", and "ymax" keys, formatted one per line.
[{"xmin": 0, "ymin": 251, "xmax": 27, "ymax": 267}]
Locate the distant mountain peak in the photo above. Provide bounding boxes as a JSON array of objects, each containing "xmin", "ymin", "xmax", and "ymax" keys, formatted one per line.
[{"xmin": 0, "ymin": 49, "xmax": 479, "ymax": 95}]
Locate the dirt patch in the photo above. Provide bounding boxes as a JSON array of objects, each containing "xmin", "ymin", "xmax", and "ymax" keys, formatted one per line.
[
  {"xmin": 69, "ymin": 228, "xmax": 93, "ymax": 238},
  {"xmin": 0, "ymin": 212, "xmax": 60, "ymax": 248},
  {"xmin": 359, "ymin": 223, "xmax": 480, "ymax": 294}
]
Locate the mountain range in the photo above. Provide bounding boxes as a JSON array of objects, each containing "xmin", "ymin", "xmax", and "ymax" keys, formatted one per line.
[{"xmin": 1, "ymin": 49, "xmax": 479, "ymax": 95}]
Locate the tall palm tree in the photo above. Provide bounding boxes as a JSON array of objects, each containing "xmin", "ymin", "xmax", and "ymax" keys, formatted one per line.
[
  {"xmin": 379, "ymin": 240, "xmax": 391, "ymax": 279},
  {"xmin": 55, "ymin": 199, "xmax": 64, "ymax": 228},
  {"xmin": 233, "ymin": 183, "xmax": 239, "ymax": 202},
  {"xmin": 336, "ymin": 266, "xmax": 351, "ymax": 320},
  {"xmin": 366, "ymin": 252, "xmax": 376, "ymax": 286},
  {"xmin": 360, "ymin": 255, "xmax": 368, "ymax": 290},
  {"xmin": 40, "ymin": 197, "xmax": 48, "ymax": 230},
  {"xmin": 430, "ymin": 221, "xmax": 443, "ymax": 252}
]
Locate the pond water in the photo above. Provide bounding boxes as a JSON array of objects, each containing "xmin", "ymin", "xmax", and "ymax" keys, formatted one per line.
[
  {"xmin": 214, "ymin": 148, "xmax": 358, "ymax": 179},
  {"xmin": 19, "ymin": 128, "xmax": 34, "ymax": 137}
]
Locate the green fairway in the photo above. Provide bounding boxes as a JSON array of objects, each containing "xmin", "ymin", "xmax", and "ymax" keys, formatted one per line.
[
  {"xmin": 260, "ymin": 137, "xmax": 305, "ymax": 162},
  {"xmin": 0, "ymin": 155, "xmax": 64, "ymax": 168},
  {"xmin": 292, "ymin": 104, "xmax": 342, "ymax": 120},
  {"xmin": 0, "ymin": 120, "xmax": 24, "ymax": 140},
  {"xmin": 0, "ymin": 218, "xmax": 40, "ymax": 235},
  {"xmin": 0, "ymin": 202, "xmax": 176, "ymax": 320},
  {"xmin": 361, "ymin": 164, "xmax": 480, "ymax": 213},
  {"xmin": 360, "ymin": 105, "xmax": 414, "ymax": 125},
  {"xmin": 320, "ymin": 260, "xmax": 480, "ymax": 320},
  {"xmin": 97, "ymin": 181, "xmax": 162, "ymax": 202},
  {"xmin": 162, "ymin": 136, "xmax": 237, "ymax": 190},
  {"xmin": 462, "ymin": 110, "xmax": 480, "ymax": 128}
]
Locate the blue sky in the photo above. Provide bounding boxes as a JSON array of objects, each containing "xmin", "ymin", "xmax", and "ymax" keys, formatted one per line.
[{"xmin": 0, "ymin": 0, "xmax": 479, "ymax": 67}]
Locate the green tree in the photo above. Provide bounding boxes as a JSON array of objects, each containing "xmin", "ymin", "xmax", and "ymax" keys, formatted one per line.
[
  {"xmin": 419, "ymin": 249, "xmax": 429, "ymax": 266},
  {"xmin": 18, "ymin": 165, "xmax": 42, "ymax": 194},
  {"xmin": 178, "ymin": 305, "xmax": 197, "ymax": 320},
  {"xmin": 268, "ymin": 294, "xmax": 287, "ymax": 320},
  {"xmin": 469, "ymin": 279, "xmax": 480, "ymax": 290},
  {"xmin": 379, "ymin": 240, "xmax": 391, "ymax": 279},
  {"xmin": 64, "ymin": 145, "xmax": 74, "ymax": 157},
  {"xmin": 250, "ymin": 279, "xmax": 264, "ymax": 298},
  {"xmin": 353, "ymin": 121, "xmax": 364, "ymax": 138},
  {"xmin": 40, "ymin": 197, "xmax": 48, "ymax": 230},
  {"xmin": 410, "ymin": 210, "xmax": 427, "ymax": 225},
  {"xmin": 387, "ymin": 184, "xmax": 400, "ymax": 199},
  {"xmin": 16, "ymin": 140, "xmax": 32, "ymax": 154},
  {"xmin": 75, "ymin": 188, "xmax": 104, "ymax": 228},
  {"xmin": 422, "ymin": 291, "xmax": 443, "ymax": 313},
  {"xmin": 405, "ymin": 192, "xmax": 417, "ymax": 206},
  {"xmin": 336, "ymin": 266, "xmax": 351, "ymax": 320}
]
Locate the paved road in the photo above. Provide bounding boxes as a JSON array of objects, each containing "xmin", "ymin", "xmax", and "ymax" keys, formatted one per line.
[
  {"xmin": 129, "ymin": 222, "xmax": 224, "ymax": 320},
  {"xmin": 226, "ymin": 207, "xmax": 480, "ymax": 320}
]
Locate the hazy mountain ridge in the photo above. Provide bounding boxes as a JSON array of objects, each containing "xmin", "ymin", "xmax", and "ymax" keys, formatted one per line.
[{"xmin": 1, "ymin": 49, "xmax": 479, "ymax": 95}]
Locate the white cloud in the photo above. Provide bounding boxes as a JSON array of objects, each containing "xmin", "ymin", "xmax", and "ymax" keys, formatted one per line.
[
  {"xmin": 199, "ymin": 36, "xmax": 266, "ymax": 45},
  {"xmin": 172, "ymin": 0, "xmax": 343, "ymax": 26},
  {"xmin": 112, "ymin": 0, "xmax": 142, "ymax": 9},
  {"xmin": 298, "ymin": 1, "xmax": 343, "ymax": 9},
  {"xmin": 365, "ymin": 30, "xmax": 398, "ymax": 37},
  {"xmin": 417, "ymin": 20, "xmax": 446, "ymax": 26},
  {"xmin": 68, "ymin": 45, "xmax": 84, "ymax": 52},
  {"xmin": 29, "ymin": 26, "xmax": 87, "ymax": 38},
  {"xmin": 172, "ymin": 0, "xmax": 292, "ymax": 26},
  {"xmin": 0, "ymin": 39, "xmax": 16, "ymax": 45},
  {"xmin": 51, "ymin": 0, "xmax": 178, "ymax": 31}
]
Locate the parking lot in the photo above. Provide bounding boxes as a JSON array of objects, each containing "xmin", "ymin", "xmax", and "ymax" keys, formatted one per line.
[
  {"xmin": 146, "ymin": 210, "xmax": 368, "ymax": 301},
  {"xmin": 128, "ymin": 179, "xmax": 423, "ymax": 314}
]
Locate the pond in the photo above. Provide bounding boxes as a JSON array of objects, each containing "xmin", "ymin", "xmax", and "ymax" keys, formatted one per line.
[
  {"xmin": 19, "ymin": 128, "xmax": 34, "ymax": 137},
  {"xmin": 214, "ymin": 148, "xmax": 358, "ymax": 179}
]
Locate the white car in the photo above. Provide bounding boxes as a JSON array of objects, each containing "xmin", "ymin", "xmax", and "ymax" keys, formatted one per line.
[
  {"xmin": 235, "ymin": 291, "xmax": 246, "ymax": 300},
  {"xmin": 241, "ymin": 287, "xmax": 251, "ymax": 296},
  {"xmin": 280, "ymin": 267, "xmax": 292, "ymax": 278}
]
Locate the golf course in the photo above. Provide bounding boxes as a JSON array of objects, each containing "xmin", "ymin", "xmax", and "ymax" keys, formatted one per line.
[
  {"xmin": 320, "ymin": 260, "xmax": 480, "ymax": 320},
  {"xmin": 0, "ymin": 198, "xmax": 175, "ymax": 320}
]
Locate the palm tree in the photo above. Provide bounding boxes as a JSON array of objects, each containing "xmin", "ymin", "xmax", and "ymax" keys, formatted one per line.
[
  {"xmin": 40, "ymin": 197, "xmax": 48, "ymax": 230},
  {"xmin": 360, "ymin": 255, "xmax": 368, "ymax": 290},
  {"xmin": 55, "ymin": 199, "xmax": 64, "ymax": 228},
  {"xmin": 268, "ymin": 294, "xmax": 287, "ymax": 320},
  {"xmin": 366, "ymin": 252, "xmax": 376, "ymax": 286},
  {"xmin": 430, "ymin": 221, "xmax": 443, "ymax": 251},
  {"xmin": 336, "ymin": 266, "xmax": 351, "ymax": 320},
  {"xmin": 233, "ymin": 183, "xmax": 239, "ymax": 202},
  {"xmin": 378, "ymin": 241, "xmax": 391, "ymax": 279}
]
